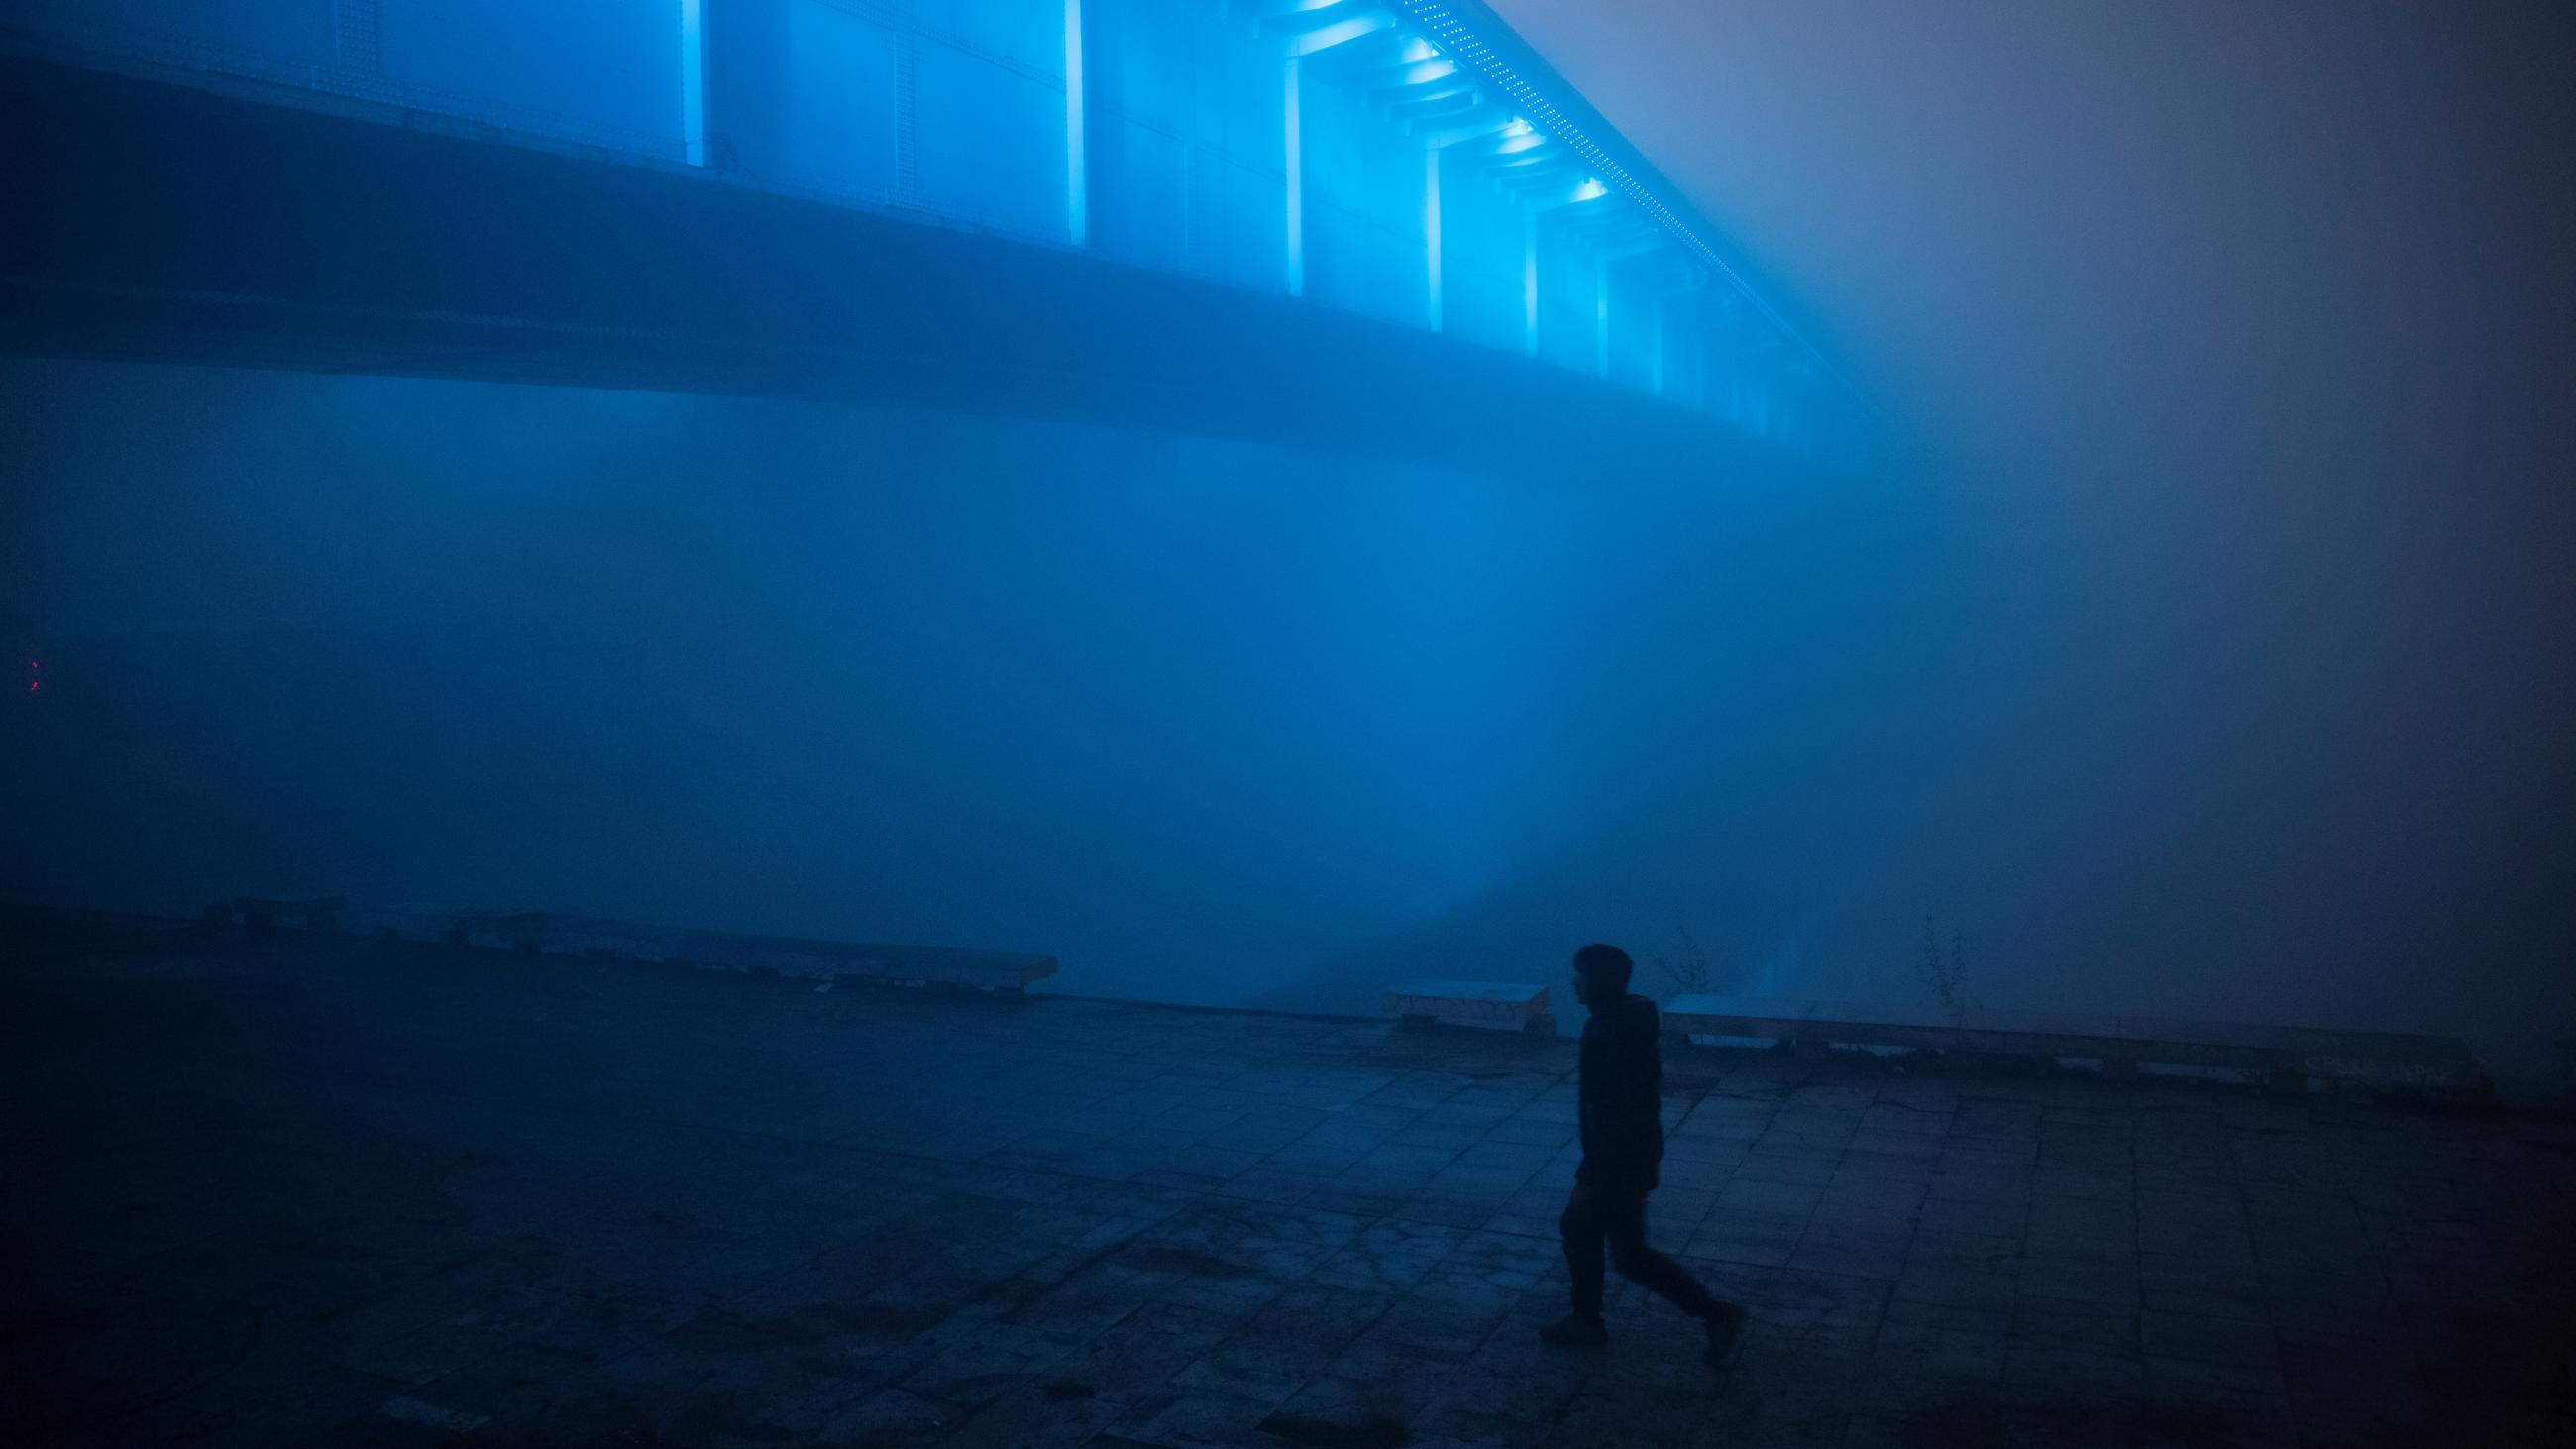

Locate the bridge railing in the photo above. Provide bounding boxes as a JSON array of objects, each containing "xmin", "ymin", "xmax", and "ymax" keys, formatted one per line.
[{"xmin": 0, "ymin": 0, "xmax": 1834, "ymax": 450}]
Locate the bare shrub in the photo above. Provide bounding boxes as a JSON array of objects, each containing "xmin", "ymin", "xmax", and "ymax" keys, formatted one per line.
[
  {"xmin": 1653, "ymin": 909, "xmax": 1714, "ymax": 996},
  {"xmin": 1917, "ymin": 915, "xmax": 1971, "ymax": 1024}
]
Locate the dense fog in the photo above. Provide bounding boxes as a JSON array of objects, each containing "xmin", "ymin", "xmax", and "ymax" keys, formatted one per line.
[
  {"xmin": 1494, "ymin": 0, "xmax": 2576, "ymax": 1095},
  {"xmin": 5, "ymin": 1, "xmax": 2572, "ymax": 1101},
  {"xmin": 0, "ymin": 360, "xmax": 1926, "ymax": 1000},
  {"xmin": 6, "ymin": 341, "xmax": 2567, "ymax": 1099}
]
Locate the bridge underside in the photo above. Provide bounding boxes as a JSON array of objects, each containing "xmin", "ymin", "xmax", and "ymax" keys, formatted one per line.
[{"xmin": 0, "ymin": 57, "xmax": 1753, "ymax": 482}]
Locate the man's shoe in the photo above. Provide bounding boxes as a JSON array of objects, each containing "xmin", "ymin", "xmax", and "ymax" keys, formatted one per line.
[
  {"xmin": 1701, "ymin": 1301, "xmax": 1746, "ymax": 1368},
  {"xmin": 1539, "ymin": 1312, "xmax": 1608, "ymax": 1347}
]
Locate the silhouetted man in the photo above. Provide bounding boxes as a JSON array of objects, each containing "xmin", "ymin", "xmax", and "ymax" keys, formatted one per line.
[{"xmin": 1541, "ymin": 943, "xmax": 1746, "ymax": 1367}]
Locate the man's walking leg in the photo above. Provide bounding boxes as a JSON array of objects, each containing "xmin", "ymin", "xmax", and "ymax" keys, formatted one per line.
[
  {"xmin": 1599, "ymin": 1192, "xmax": 1715, "ymax": 1315},
  {"xmin": 1601, "ymin": 1191, "xmax": 1746, "ymax": 1367},
  {"xmin": 1541, "ymin": 1186, "xmax": 1610, "ymax": 1345}
]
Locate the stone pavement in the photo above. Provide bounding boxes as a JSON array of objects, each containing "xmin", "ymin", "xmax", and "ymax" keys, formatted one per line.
[{"xmin": 3, "ymin": 913, "xmax": 2570, "ymax": 1448}]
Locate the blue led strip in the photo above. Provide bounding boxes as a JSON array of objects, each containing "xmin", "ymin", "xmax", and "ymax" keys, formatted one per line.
[{"xmin": 1390, "ymin": 0, "xmax": 1826, "ymax": 374}]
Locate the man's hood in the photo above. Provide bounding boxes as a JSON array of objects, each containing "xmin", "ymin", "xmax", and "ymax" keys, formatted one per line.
[{"xmin": 1588, "ymin": 991, "xmax": 1659, "ymax": 1041}]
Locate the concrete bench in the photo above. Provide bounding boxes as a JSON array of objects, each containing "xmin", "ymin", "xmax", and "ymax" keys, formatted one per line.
[
  {"xmin": 1663, "ymin": 994, "xmax": 2487, "ymax": 1094},
  {"xmin": 339, "ymin": 903, "xmax": 470, "ymax": 946},
  {"xmin": 210, "ymin": 895, "xmax": 345, "ymax": 934},
  {"xmin": 1383, "ymin": 979, "xmax": 1556, "ymax": 1037},
  {"xmin": 2282, "ymin": 1027, "xmax": 2491, "ymax": 1094},
  {"xmin": 372, "ymin": 909, "xmax": 1057, "ymax": 992}
]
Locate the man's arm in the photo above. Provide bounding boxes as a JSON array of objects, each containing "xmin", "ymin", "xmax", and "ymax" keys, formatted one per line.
[{"xmin": 1603, "ymin": 1026, "xmax": 1664, "ymax": 1162}]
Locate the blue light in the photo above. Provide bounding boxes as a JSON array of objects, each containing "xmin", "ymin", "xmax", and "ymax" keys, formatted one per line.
[
  {"xmin": 12, "ymin": 0, "xmax": 1824, "ymax": 442},
  {"xmin": 677, "ymin": 0, "xmax": 703, "ymax": 167},
  {"xmin": 1064, "ymin": 0, "xmax": 1086, "ymax": 247},
  {"xmin": 1284, "ymin": 56, "xmax": 1304, "ymax": 298}
]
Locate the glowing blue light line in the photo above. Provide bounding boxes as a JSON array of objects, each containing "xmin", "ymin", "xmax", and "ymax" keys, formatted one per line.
[
  {"xmin": 1064, "ymin": 0, "xmax": 1087, "ymax": 247},
  {"xmin": 678, "ymin": 0, "xmax": 704, "ymax": 167},
  {"xmin": 1388, "ymin": 1, "xmax": 1825, "ymax": 375},
  {"xmin": 1425, "ymin": 148, "xmax": 1443, "ymax": 330},
  {"xmin": 1284, "ymin": 56, "xmax": 1304, "ymax": 297}
]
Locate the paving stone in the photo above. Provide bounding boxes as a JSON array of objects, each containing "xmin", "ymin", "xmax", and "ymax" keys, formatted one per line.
[
  {"xmin": 2002, "ymin": 1343, "xmax": 2148, "ymax": 1399},
  {"xmin": 1702, "ymin": 1343, "xmax": 1866, "ymax": 1444},
  {"xmin": 1787, "ymin": 1226, "xmax": 1913, "ymax": 1280},
  {"xmin": 2138, "ymin": 1309, "xmax": 2276, "ymax": 1370},
  {"xmin": 1735, "ymin": 1150, "xmax": 1844, "ymax": 1188},
  {"xmin": 1853, "ymin": 1360, "xmax": 2001, "ymax": 1425},
  {"xmin": 1877, "ymin": 1298, "xmax": 2010, "ymax": 1372},
  {"xmin": 8, "ymin": 931, "xmax": 2573, "ymax": 1448},
  {"xmin": 2016, "ymin": 1253, "xmax": 2142, "ymax": 1308},
  {"xmin": 1893, "ymin": 1260, "xmax": 2019, "ymax": 1315},
  {"xmin": 1687, "ymin": 1207, "xmax": 1809, "ymax": 1267},
  {"xmin": 2012, "ymin": 1296, "xmax": 2140, "ymax": 1357},
  {"xmin": 813, "ymin": 1384, "xmax": 961, "ymax": 1447}
]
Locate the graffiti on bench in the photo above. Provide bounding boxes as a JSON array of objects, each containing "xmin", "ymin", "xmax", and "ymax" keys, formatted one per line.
[
  {"xmin": 2298, "ymin": 1054, "xmax": 2482, "ymax": 1089},
  {"xmin": 331, "ymin": 904, "xmax": 1056, "ymax": 992}
]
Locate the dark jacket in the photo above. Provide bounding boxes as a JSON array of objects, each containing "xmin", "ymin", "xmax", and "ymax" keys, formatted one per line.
[{"xmin": 1575, "ymin": 992, "xmax": 1664, "ymax": 1192}]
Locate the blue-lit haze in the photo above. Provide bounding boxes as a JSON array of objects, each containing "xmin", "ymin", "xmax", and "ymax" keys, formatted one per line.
[{"xmin": 2, "ymin": 1, "xmax": 2569, "ymax": 1097}]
